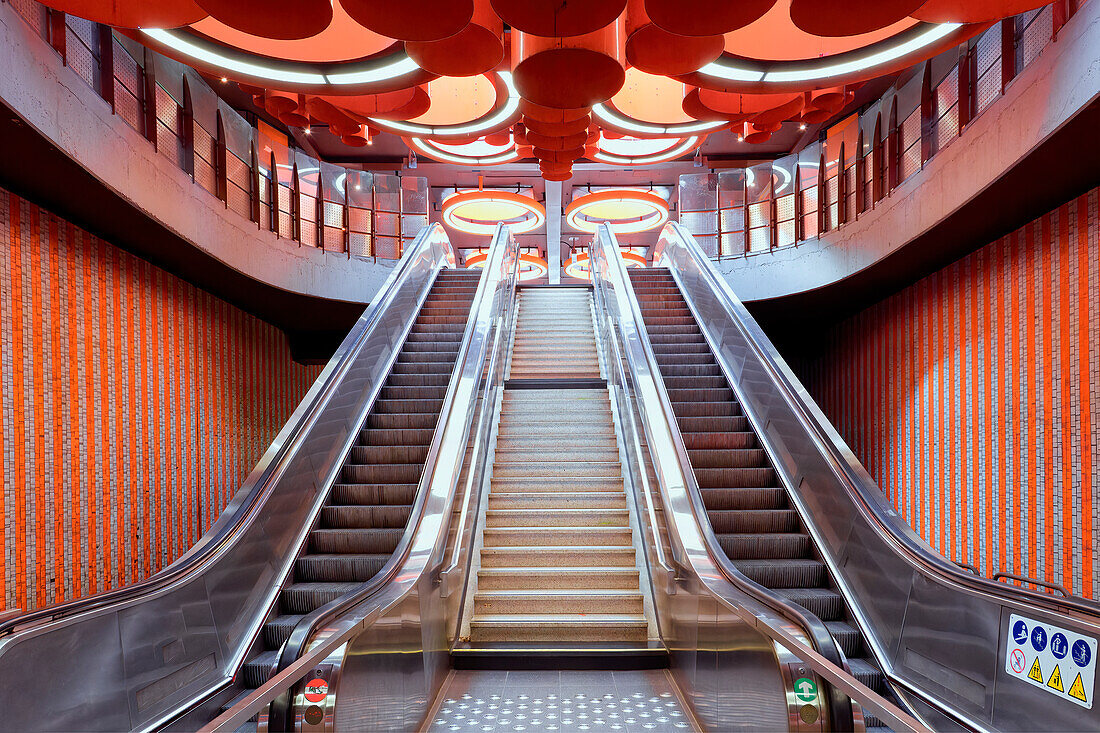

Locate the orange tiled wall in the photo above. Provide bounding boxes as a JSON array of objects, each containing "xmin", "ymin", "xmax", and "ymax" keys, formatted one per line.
[
  {"xmin": 0, "ymin": 187, "xmax": 322, "ymax": 611},
  {"xmin": 799, "ymin": 187, "xmax": 1099, "ymax": 599}
]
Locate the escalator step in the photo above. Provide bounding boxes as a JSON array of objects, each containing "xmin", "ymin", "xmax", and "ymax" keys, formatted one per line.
[
  {"xmin": 677, "ymin": 416, "xmax": 750, "ymax": 433},
  {"xmin": 366, "ymin": 413, "xmax": 440, "ymax": 430},
  {"xmin": 360, "ymin": 428, "xmax": 435, "ymax": 446},
  {"xmin": 681, "ymin": 432, "xmax": 758, "ymax": 450},
  {"xmin": 342, "ymin": 463, "xmax": 422, "ymax": 484},
  {"xmin": 264, "ymin": 614, "xmax": 305, "ymax": 648},
  {"xmin": 404, "ymin": 331, "xmax": 464, "ymax": 343},
  {"xmin": 320, "ymin": 505, "xmax": 412, "ymax": 529},
  {"xmin": 716, "ymin": 533, "xmax": 809, "ymax": 559},
  {"xmin": 667, "ymin": 388, "xmax": 735, "ymax": 402},
  {"xmin": 350, "ymin": 445, "xmax": 431, "ymax": 464},
  {"xmin": 384, "ymin": 373, "xmax": 452, "ymax": 388},
  {"xmin": 310, "ymin": 527, "xmax": 404, "ymax": 554},
  {"xmin": 390, "ymin": 362, "xmax": 456, "ymax": 375},
  {"xmin": 295, "ymin": 553, "xmax": 392, "ymax": 581},
  {"xmin": 399, "ymin": 342, "xmax": 461, "ymax": 354},
  {"xmin": 824, "ymin": 621, "xmax": 864, "ymax": 658},
  {"xmin": 687, "ymin": 448, "xmax": 769, "ymax": 468},
  {"xmin": 378, "ymin": 385, "xmax": 448, "ymax": 401},
  {"xmin": 662, "ymin": 376, "xmax": 729, "ymax": 390},
  {"xmin": 370, "ymin": 398, "xmax": 445, "ymax": 414},
  {"xmin": 707, "ymin": 509, "xmax": 798, "ymax": 533},
  {"xmin": 282, "ymin": 582, "xmax": 363, "ymax": 614},
  {"xmin": 847, "ymin": 657, "xmax": 886, "ymax": 692},
  {"xmin": 774, "ymin": 588, "xmax": 845, "ymax": 620},
  {"xmin": 693, "ymin": 466, "xmax": 778, "ymax": 488},
  {"xmin": 241, "ymin": 650, "xmax": 279, "ymax": 688},
  {"xmin": 671, "ymin": 401, "xmax": 742, "ymax": 418},
  {"xmin": 699, "ymin": 487, "xmax": 787, "ymax": 510},
  {"xmin": 330, "ymin": 483, "xmax": 418, "ymax": 505},
  {"xmin": 732, "ymin": 558, "xmax": 826, "ymax": 588},
  {"xmin": 658, "ymin": 363, "xmax": 723, "ymax": 377}
]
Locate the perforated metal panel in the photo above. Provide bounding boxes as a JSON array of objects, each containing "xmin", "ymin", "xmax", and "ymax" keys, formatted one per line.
[
  {"xmin": 775, "ymin": 193, "xmax": 794, "ymax": 224},
  {"xmin": 776, "ymin": 219, "xmax": 796, "ymax": 248},
  {"xmin": 193, "ymin": 126, "xmax": 217, "ymax": 196},
  {"xmin": 277, "ymin": 185, "xmax": 293, "ymax": 239},
  {"xmin": 719, "ymin": 207, "xmax": 744, "ymax": 234},
  {"xmin": 298, "ymin": 193, "xmax": 318, "ymax": 247},
  {"xmin": 10, "ymin": 0, "xmax": 46, "ymax": 36},
  {"xmin": 933, "ymin": 69, "xmax": 959, "ymax": 154},
  {"xmin": 65, "ymin": 19, "xmax": 99, "ymax": 91},
  {"xmin": 1018, "ymin": 6, "xmax": 1053, "ymax": 69},
  {"xmin": 349, "ymin": 231, "xmax": 371, "ymax": 258},
  {"xmin": 323, "ymin": 226, "xmax": 344, "ymax": 252},
  {"xmin": 258, "ymin": 177, "xmax": 271, "ymax": 231},
  {"xmin": 748, "ymin": 226, "xmax": 771, "ymax": 253},
  {"xmin": 900, "ymin": 110, "xmax": 922, "ymax": 181},
  {"xmin": 718, "ymin": 231, "xmax": 743, "ymax": 257},
  {"xmin": 112, "ymin": 42, "xmax": 143, "ymax": 134}
]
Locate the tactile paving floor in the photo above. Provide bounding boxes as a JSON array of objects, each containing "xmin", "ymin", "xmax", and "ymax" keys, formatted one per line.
[{"xmin": 429, "ymin": 670, "xmax": 696, "ymax": 732}]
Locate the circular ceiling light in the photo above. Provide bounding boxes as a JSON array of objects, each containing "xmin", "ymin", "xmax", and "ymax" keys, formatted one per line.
[
  {"xmin": 465, "ymin": 249, "xmax": 549, "ymax": 282},
  {"xmin": 591, "ymin": 133, "xmax": 703, "ymax": 166},
  {"xmin": 409, "ymin": 136, "xmax": 521, "ymax": 165},
  {"xmin": 564, "ymin": 249, "xmax": 648, "ymax": 281},
  {"xmin": 442, "ymin": 190, "xmax": 546, "ymax": 236},
  {"xmin": 565, "ymin": 189, "xmax": 670, "ymax": 234}
]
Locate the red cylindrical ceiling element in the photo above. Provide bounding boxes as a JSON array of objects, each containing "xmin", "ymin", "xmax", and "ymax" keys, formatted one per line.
[
  {"xmin": 405, "ymin": 0, "xmax": 504, "ymax": 76},
  {"xmin": 522, "ymin": 115, "xmax": 592, "ymax": 137},
  {"xmin": 800, "ymin": 107, "xmax": 833, "ymax": 124},
  {"xmin": 492, "ymin": 0, "xmax": 626, "ymax": 37},
  {"xmin": 789, "ymin": 0, "xmax": 926, "ymax": 37},
  {"xmin": 45, "ymin": 0, "xmax": 207, "ymax": 28},
  {"xmin": 341, "ymin": 128, "xmax": 372, "ymax": 147},
  {"xmin": 512, "ymin": 16, "xmax": 627, "ymax": 109},
  {"xmin": 194, "ymin": 0, "xmax": 332, "ymax": 40},
  {"xmin": 342, "ymin": 0, "xmax": 474, "ymax": 41},
  {"xmin": 525, "ymin": 130, "xmax": 588, "ymax": 151},
  {"xmin": 744, "ymin": 125, "xmax": 772, "ymax": 144},
  {"xmin": 625, "ymin": 0, "xmax": 722, "ymax": 75},
  {"xmin": 532, "ymin": 146, "xmax": 586, "ymax": 163},
  {"xmin": 515, "ymin": 145, "xmax": 535, "ymax": 158},
  {"xmin": 682, "ymin": 88, "xmax": 734, "ymax": 122},
  {"xmin": 484, "ymin": 130, "xmax": 512, "ymax": 146},
  {"xmin": 644, "ymin": 0, "xmax": 776, "ymax": 36},
  {"xmin": 519, "ymin": 100, "xmax": 591, "ymax": 123},
  {"xmin": 810, "ymin": 86, "xmax": 846, "ymax": 112},
  {"xmin": 913, "ymin": 0, "xmax": 1046, "ymax": 22},
  {"xmin": 513, "ymin": 123, "xmax": 529, "ymax": 145},
  {"xmin": 264, "ymin": 90, "xmax": 299, "ymax": 116},
  {"xmin": 749, "ymin": 96, "xmax": 805, "ymax": 126}
]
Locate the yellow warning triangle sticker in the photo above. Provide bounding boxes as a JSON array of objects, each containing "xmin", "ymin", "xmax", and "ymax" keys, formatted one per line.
[
  {"xmin": 1048, "ymin": 664, "xmax": 1064, "ymax": 692},
  {"xmin": 1028, "ymin": 657, "xmax": 1044, "ymax": 683},
  {"xmin": 1069, "ymin": 672, "xmax": 1088, "ymax": 703}
]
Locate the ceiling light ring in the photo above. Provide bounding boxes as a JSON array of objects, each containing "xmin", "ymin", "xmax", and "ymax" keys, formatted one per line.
[
  {"xmin": 466, "ymin": 250, "xmax": 549, "ymax": 282},
  {"xmin": 408, "ymin": 137, "xmax": 521, "ymax": 166},
  {"xmin": 136, "ymin": 28, "xmax": 431, "ymax": 91},
  {"xmin": 592, "ymin": 101, "xmax": 728, "ymax": 137},
  {"xmin": 687, "ymin": 21, "xmax": 984, "ymax": 92},
  {"xmin": 592, "ymin": 136, "xmax": 703, "ymax": 166},
  {"xmin": 441, "ymin": 190, "xmax": 546, "ymax": 236},
  {"xmin": 369, "ymin": 71, "xmax": 520, "ymax": 139},
  {"xmin": 564, "ymin": 189, "xmax": 671, "ymax": 235},
  {"xmin": 564, "ymin": 250, "xmax": 647, "ymax": 281}
]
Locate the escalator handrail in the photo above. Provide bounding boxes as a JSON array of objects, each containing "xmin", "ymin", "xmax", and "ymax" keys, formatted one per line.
[
  {"xmin": 590, "ymin": 225, "xmax": 863, "ymax": 732},
  {"xmin": 0, "ymin": 224, "xmax": 457, "ymax": 639},
  {"xmin": 267, "ymin": 224, "xmax": 519, "ymax": 732},
  {"xmin": 652, "ymin": 221, "xmax": 1100, "ymax": 622}
]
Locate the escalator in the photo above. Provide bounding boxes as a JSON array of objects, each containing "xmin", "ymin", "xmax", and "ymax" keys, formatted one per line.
[
  {"xmin": 227, "ymin": 269, "xmax": 481, "ymax": 716},
  {"xmin": 629, "ymin": 269, "xmax": 894, "ymax": 731}
]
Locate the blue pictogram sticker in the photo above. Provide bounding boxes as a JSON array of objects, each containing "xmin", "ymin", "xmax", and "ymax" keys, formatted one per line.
[
  {"xmin": 1013, "ymin": 620, "xmax": 1030, "ymax": 645},
  {"xmin": 1052, "ymin": 633, "xmax": 1069, "ymax": 659},
  {"xmin": 1032, "ymin": 626, "xmax": 1048, "ymax": 652},
  {"xmin": 1073, "ymin": 640, "xmax": 1092, "ymax": 668}
]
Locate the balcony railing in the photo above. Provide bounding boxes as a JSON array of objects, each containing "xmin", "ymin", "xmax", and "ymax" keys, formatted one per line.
[
  {"xmin": 680, "ymin": 2, "xmax": 1074, "ymax": 260},
  {"xmin": 2, "ymin": 0, "xmax": 427, "ymax": 260}
]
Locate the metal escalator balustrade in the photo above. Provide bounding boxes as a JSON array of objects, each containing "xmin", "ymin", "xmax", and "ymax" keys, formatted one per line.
[
  {"xmin": 0, "ymin": 224, "xmax": 463, "ymax": 733},
  {"xmin": 643, "ymin": 221, "xmax": 1100, "ymax": 732},
  {"xmin": 225, "ymin": 269, "xmax": 482, "ymax": 718},
  {"xmin": 628, "ymin": 268, "xmax": 896, "ymax": 731}
]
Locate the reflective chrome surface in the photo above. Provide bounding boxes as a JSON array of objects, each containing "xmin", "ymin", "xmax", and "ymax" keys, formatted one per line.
[
  {"xmin": 202, "ymin": 226, "xmax": 520, "ymax": 733},
  {"xmin": 651, "ymin": 222, "xmax": 1100, "ymax": 732},
  {"xmin": 0, "ymin": 225, "xmax": 459, "ymax": 733}
]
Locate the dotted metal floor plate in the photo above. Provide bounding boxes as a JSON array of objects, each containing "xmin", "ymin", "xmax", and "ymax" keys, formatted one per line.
[{"xmin": 430, "ymin": 670, "xmax": 695, "ymax": 732}]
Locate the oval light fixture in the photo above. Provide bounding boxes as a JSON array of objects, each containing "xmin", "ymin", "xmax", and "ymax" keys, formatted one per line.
[
  {"xmin": 565, "ymin": 189, "xmax": 670, "ymax": 234},
  {"xmin": 564, "ymin": 249, "xmax": 648, "ymax": 280},
  {"xmin": 465, "ymin": 249, "xmax": 549, "ymax": 281},
  {"xmin": 442, "ymin": 190, "xmax": 546, "ymax": 236}
]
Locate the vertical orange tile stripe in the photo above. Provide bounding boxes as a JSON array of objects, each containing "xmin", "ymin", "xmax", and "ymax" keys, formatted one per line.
[
  {"xmin": 1009, "ymin": 229, "xmax": 1022, "ymax": 576},
  {"xmin": 97, "ymin": 236, "xmax": 114, "ymax": 590},
  {"xmin": 936, "ymin": 271, "xmax": 947, "ymax": 554},
  {"xmin": 982, "ymin": 246, "xmax": 994, "ymax": 576},
  {"xmin": 1040, "ymin": 213, "xmax": 1055, "ymax": 583},
  {"xmin": 65, "ymin": 223, "xmax": 82, "ymax": 598},
  {"xmin": 28, "ymin": 204, "xmax": 47, "ymax": 608},
  {"xmin": 179, "ymin": 283, "xmax": 193, "ymax": 546},
  {"xmin": 1078, "ymin": 194, "xmax": 1094, "ymax": 597},
  {"xmin": 995, "ymin": 234, "xmax": 1007, "ymax": 577},
  {"xmin": 10, "ymin": 195, "xmax": 28, "ymax": 609},
  {"xmin": 48, "ymin": 216, "xmax": 65, "ymax": 605},
  {"xmin": 137, "ymin": 259, "xmax": 150, "ymax": 578},
  {"xmin": 1058, "ymin": 204, "xmax": 1073, "ymax": 591},
  {"xmin": 111, "ymin": 245, "xmax": 126, "ymax": 586},
  {"xmin": 1025, "ymin": 220, "xmax": 1038, "ymax": 581}
]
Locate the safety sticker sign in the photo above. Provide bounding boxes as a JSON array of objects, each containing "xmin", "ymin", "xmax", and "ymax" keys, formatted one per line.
[{"xmin": 1005, "ymin": 614, "xmax": 1097, "ymax": 708}]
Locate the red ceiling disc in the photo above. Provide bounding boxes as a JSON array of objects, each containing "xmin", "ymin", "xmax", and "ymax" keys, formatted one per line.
[
  {"xmin": 404, "ymin": 0, "xmax": 503, "ymax": 74},
  {"xmin": 484, "ymin": 131, "xmax": 512, "ymax": 146},
  {"xmin": 45, "ymin": 0, "xmax": 207, "ymax": 28},
  {"xmin": 744, "ymin": 130, "xmax": 772, "ymax": 144},
  {"xmin": 584, "ymin": 144, "xmax": 600, "ymax": 158},
  {"xmin": 800, "ymin": 107, "xmax": 834, "ymax": 124},
  {"xmin": 342, "ymin": 0, "xmax": 474, "ymax": 42},
  {"xmin": 750, "ymin": 119, "xmax": 783, "ymax": 133},
  {"xmin": 264, "ymin": 90, "xmax": 299, "ymax": 115},
  {"xmin": 542, "ymin": 170, "xmax": 575, "ymax": 181},
  {"xmin": 341, "ymin": 129, "xmax": 372, "ymax": 147},
  {"xmin": 337, "ymin": 88, "xmax": 427, "ymax": 121},
  {"xmin": 625, "ymin": 23, "xmax": 724, "ymax": 76},
  {"xmin": 697, "ymin": 89, "xmax": 802, "ymax": 116},
  {"xmin": 533, "ymin": 146, "xmax": 586, "ymax": 163},
  {"xmin": 491, "ymin": 0, "xmax": 627, "ymax": 38},
  {"xmin": 519, "ymin": 100, "xmax": 591, "ymax": 123},
  {"xmin": 525, "ymin": 131, "xmax": 589, "ymax": 151},
  {"xmin": 194, "ymin": 0, "xmax": 332, "ymax": 41},
  {"xmin": 789, "ymin": 0, "xmax": 926, "ymax": 38},
  {"xmin": 515, "ymin": 49, "xmax": 625, "ymax": 108},
  {"xmin": 523, "ymin": 115, "xmax": 592, "ymax": 137},
  {"xmin": 912, "ymin": 0, "xmax": 1047, "ymax": 22},
  {"xmin": 644, "ymin": 0, "xmax": 777, "ymax": 36},
  {"xmin": 682, "ymin": 88, "xmax": 735, "ymax": 122},
  {"xmin": 749, "ymin": 96, "xmax": 805, "ymax": 126},
  {"xmin": 810, "ymin": 86, "xmax": 846, "ymax": 112},
  {"xmin": 515, "ymin": 145, "xmax": 535, "ymax": 158}
]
